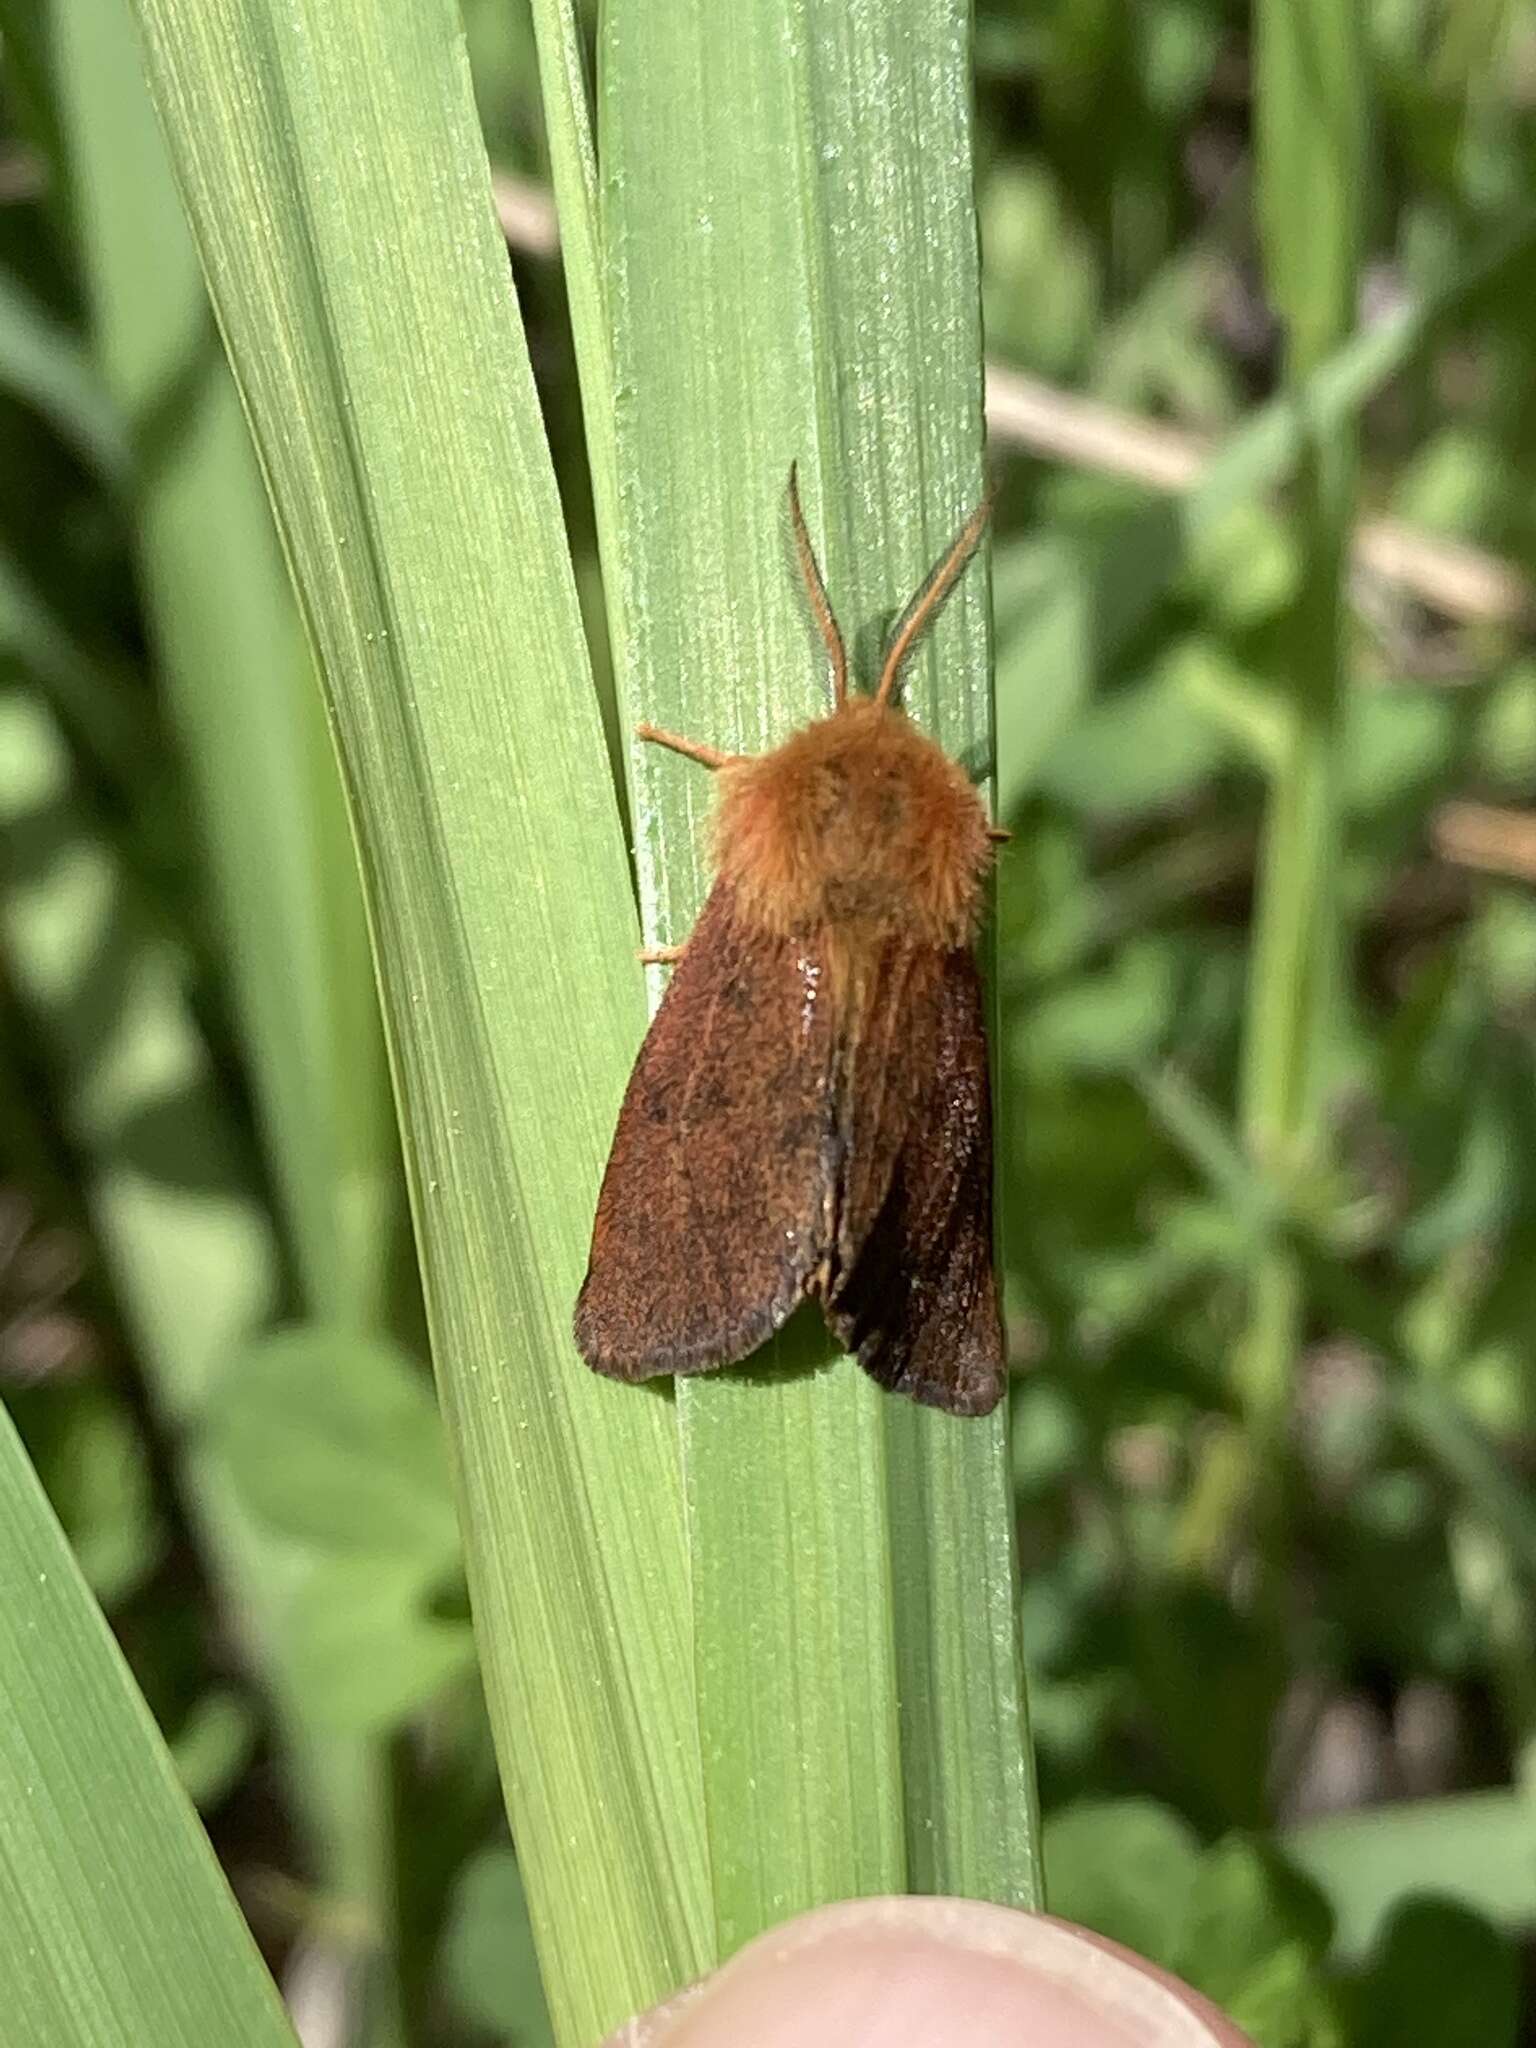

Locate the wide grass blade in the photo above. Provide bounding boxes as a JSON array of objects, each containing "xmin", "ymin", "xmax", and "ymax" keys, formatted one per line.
[
  {"xmin": 0, "ymin": 1403, "xmax": 299, "ymax": 2048},
  {"xmin": 602, "ymin": 0, "xmax": 1040, "ymax": 1948},
  {"xmin": 526, "ymin": 0, "xmax": 625, "ymax": 689},
  {"xmin": 125, "ymin": 0, "xmax": 710, "ymax": 2034}
]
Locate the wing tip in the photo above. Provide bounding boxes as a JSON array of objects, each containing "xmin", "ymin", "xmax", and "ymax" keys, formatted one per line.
[
  {"xmin": 872, "ymin": 1354, "xmax": 1008, "ymax": 1417},
  {"xmin": 573, "ymin": 1282, "xmax": 805, "ymax": 1383}
]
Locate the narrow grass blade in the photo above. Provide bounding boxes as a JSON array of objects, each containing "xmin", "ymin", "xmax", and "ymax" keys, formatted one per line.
[
  {"xmin": 0, "ymin": 264, "xmax": 127, "ymax": 483},
  {"xmin": 527, "ymin": 0, "xmax": 626, "ymax": 690},
  {"xmin": 56, "ymin": 0, "xmax": 397, "ymax": 1334},
  {"xmin": 126, "ymin": 0, "xmax": 710, "ymax": 2033},
  {"xmin": 1236, "ymin": 0, "xmax": 1367, "ymax": 1475},
  {"xmin": 603, "ymin": 0, "xmax": 1039, "ymax": 1948},
  {"xmin": 0, "ymin": 1401, "xmax": 299, "ymax": 2048}
]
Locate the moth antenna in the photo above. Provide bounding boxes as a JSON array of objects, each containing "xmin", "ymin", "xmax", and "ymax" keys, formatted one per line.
[
  {"xmin": 787, "ymin": 463, "xmax": 849, "ymax": 708},
  {"xmin": 637, "ymin": 723, "xmax": 739, "ymax": 771},
  {"xmin": 874, "ymin": 488, "xmax": 994, "ymax": 708}
]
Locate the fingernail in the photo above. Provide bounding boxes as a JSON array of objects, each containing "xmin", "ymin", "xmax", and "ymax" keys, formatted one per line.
[{"xmin": 611, "ymin": 1898, "xmax": 1242, "ymax": 2048}]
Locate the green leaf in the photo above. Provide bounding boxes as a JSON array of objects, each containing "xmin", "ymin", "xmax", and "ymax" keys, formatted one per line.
[
  {"xmin": 1038, "ymin": 641, "xmax": 1234, "ymax": 816},
  {"xmin": 0, "ymin": 1403, "xmax": 299, "ymax": 2048},
  {"xmin": 526, "ymin": 0, "xmax": 624, "ymax": 691},
  {"xmin": 1221, "ymin": 1944, "xmax": 1330, "ymax": 2048},
  {"xmin": 283, "ymin": 1558, "xmax": 473, "ymax": 1733},
  {"xmin": 1285, "ymin": 1788, "xmax": 1536, "ymax": 1959},
  {"xmin": 1171, "ymin": 1837, "xmax": 1332, "ymax": 2022},
  {"xmin": 1343, "ymin": 688, "xmax": 1457, "ymax": 818},
  {"xmin": 207, "ymin": 1328, "xmax": 458, "ymax": 1564},
  {"xmin": 1023, "ymin": 943, "xmax": 1177, "ymax": 1072},
  {"xmin": 442, "ymin": 1847, "xmax": 555, "ymax": 2047},
  {"xmin": 1344, "ymin": 1898, "xmax": 1519, "ymax": 2048},
  {"xmin": 1042, "ymin": 1798, "xmax": 1202, "ymax": 1964},
  {"xmin": 205, "ymin": 1327, "xmax": 475, "ymax": 1731}
]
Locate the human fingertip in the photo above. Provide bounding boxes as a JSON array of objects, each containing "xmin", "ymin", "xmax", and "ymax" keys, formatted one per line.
[{"xmin": 604, "ymin": 1896, "xmax": 1255, "ymax": 2047}]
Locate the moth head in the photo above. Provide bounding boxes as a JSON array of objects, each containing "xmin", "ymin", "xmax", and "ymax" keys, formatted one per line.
[{"xmin": 715, "ymin": 698, "xmax": 991, "ymax": 950}]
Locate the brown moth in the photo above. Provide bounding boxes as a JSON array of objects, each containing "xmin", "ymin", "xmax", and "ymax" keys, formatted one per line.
[{"xmin": 574, "ymin": 469, "xmax": 1005, "ymax": 1415}]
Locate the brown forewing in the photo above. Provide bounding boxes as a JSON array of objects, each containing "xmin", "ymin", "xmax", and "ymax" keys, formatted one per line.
[
  {"xmin": 822, "ymin": 944, "xmax": 1005, "ymax": 1416},
  {"xmin": 574, "ymin": 879, "xmax": 840, "ymax": 1379}
]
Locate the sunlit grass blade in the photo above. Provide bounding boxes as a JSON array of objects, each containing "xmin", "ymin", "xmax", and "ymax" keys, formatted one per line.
[
  {"xmin": 527, "ymin": 0, "xmax": 625, "ymax": 691},
  {"xmin": 1236, "ymin": 0, "xmax": 1367, "ymax": 1498},
  {"xmin": 126, "ymin": 0, "xmax": 710, "ymax": 2034},
  {"xmin": 602, "ymin": 0, "xmax": 1039, "ymax": 1947},
  {"xmin": 0, "ymin": 1401, "xmax": 299, "ymax": 2048}
]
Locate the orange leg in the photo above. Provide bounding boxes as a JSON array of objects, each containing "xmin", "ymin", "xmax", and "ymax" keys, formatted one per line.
[
  {"xmin": 637, "ymin": 722, "xmax": 741, "ymax": 771},
  {"xmin": 638, "ymin": 943, "xmax": 686, "ymax": 966},
  {"xmin": 988, "ymin": 825, "xmax": 1012, "ymax": 844}
]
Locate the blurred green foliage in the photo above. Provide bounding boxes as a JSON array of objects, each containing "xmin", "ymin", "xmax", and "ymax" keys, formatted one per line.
[{"xmin": 3, "ymin": 0, "xmax": 1536, "ymax": 2041}]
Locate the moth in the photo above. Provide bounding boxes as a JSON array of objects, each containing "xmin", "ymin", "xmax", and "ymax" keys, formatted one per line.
[{"xmin": 574, "ymin": 469, "xmax": 1005, "ymax": 1415}]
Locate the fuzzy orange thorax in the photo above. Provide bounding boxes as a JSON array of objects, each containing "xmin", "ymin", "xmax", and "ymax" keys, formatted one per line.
[{"xmin": 712, "ymin": 697, "xmax": 992, "ymax": 957}]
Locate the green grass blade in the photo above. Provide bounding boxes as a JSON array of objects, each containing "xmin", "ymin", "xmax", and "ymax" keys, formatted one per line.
[
  {"xmin": 0, "ymin": 1402, "xmax": 300, "ymax": 2048},
  {"xmin": 57, "ymin": 0, "xmax": 397, "ymax": 1334},
  {"xmin": 126, "ymin": 0, "xmax": 710, "ymax": 2033},
  {"xmin": 526, "ymin": 0, "xmax": 625, "ymax": 687},
  {"xmin": 0, "ymin": 264, "xmax": 127, "ymax": 483},
  {"xmin": 603, "ymin": 0, "xmax": 1039, "ymax": 1948},
  {"xmin": 1236, "ymin": 0, "xmax": 1367, "ymax": 1483}
]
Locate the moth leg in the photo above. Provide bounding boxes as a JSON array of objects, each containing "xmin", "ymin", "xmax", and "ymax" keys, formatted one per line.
[
  {"xmin": 987, "ymin": 825, "xmax": 1012, "ymax": 844},
  {"xmin": 639, "ymin": 943, "xmax": 686, "ymax": 965},
  {"xmin": 637, "ymin": 722, "xmax": 742, "ymax": 771}
]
